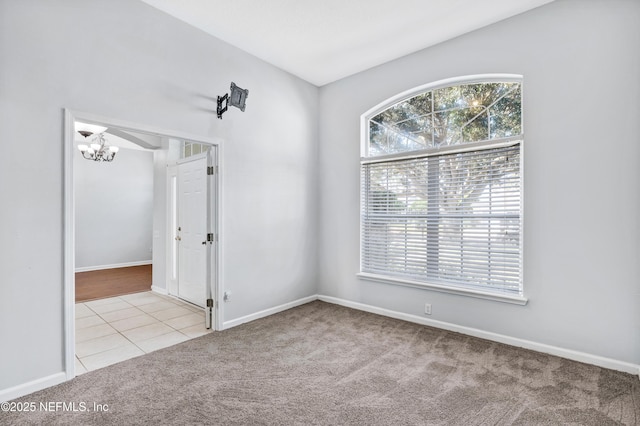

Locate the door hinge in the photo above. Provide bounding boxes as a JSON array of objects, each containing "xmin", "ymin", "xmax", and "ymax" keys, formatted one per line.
[
  {"xmin": 207, "ymin": 298, "xmax": 214, "ymax": 308},
  {"xmin": 207, "ymin": 233, "xmax": 216, "ymax": 243},
  {"xmin": 207, "ymin": 166, "xmax": 218, "ymax": 175}
]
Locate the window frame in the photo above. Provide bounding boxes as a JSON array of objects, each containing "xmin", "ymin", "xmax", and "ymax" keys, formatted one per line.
[{"xmin": 358, "ymin": 74, "xmax": 527, "ymax": 305}]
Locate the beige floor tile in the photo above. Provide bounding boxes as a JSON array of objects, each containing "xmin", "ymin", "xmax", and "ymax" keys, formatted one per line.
[
  {"xmin": 110, "ymin": 314, "xmax": 160, "ymax": 332},
  {"xmin": 75, "ymin": 292, "xmax": 214, "ymax": 373},
  {"xmin": 164, "ymin": 298, "xmax": 195, "ymax": 308},
  {"xmin": 136, "ymin": 331, "xmax": 191, "ymax": 353},
  {"xmin": 75, "ymin": 303, "xmax": 94, "ymax": 319},
  {"xmin": 168, "ymin": 298, "xmax": 195, "ymax": 307},
  {"xmin": 99, "ymin": 307, "xmax": 146, "ymax": 323},
  {"xmin": 120, "ymin": 293, "xmax": 167, "ymax": 306},
  {"xmin": 89, "ymin": 300, "xmax": 134, "ymax": 315},
  {"xmin": 164, "ymin": 313, "xmax": 203, "ymax": 330},
  {"xmin": 121, "ymin": 322, "xmax": 175, "ymax": 343},
  {"xmin": 76, "ymin": 315, "xmax": 106, "ymax": 330},
  {"xmin": 76, "ymin": 333, "xmax": 130, "ymax": 358},
  {"xmin": 79, "ymin": 343, "xmax": 145, "ymax": 372},
  {"xmin": 119, "ymin": 291, "xmax": 159, "ymax": 300},
  {"xmin": 138, "ymin": 300, "xmax": 180, "ymax": 313},
  {"xmin": 76, "ymin": 323, "xmax": 118, "ymax": 343},
  {"xmin": 75, "ymin": 357, "xmax": 88, "ymax": 375},
  {"xmin": 148, "ymin": 306, "xmax": 194, "ymax": 321},
  {"xmin": 180, "ymin": 303, "xmax": 204, "ymax": 314},
  {"xmin": 179, "ymin": 323, "xmax": 213, "ymax": 339},
  {"xmin": 85, "ymin": 296, "xmax": 124, "ymax": 308}
]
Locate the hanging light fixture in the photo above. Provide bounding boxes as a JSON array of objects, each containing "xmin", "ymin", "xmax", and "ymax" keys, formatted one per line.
[{"xmin": 75, "ymin": 122, "xmax": 119, "ymax": 162}]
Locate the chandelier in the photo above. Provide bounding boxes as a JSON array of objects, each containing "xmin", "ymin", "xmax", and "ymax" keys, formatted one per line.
[{"xmin": 76, "ymin": 123, "xmax": 119, "ymax": 162}]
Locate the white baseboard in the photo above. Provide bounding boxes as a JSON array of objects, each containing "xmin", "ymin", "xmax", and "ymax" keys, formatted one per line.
[
  {"xmin": 4, "ymin": 294, "xmax": 636, "ymax": 402},
  {"xmin": 222, "ymin": 295, "xmax": 317, "ymax": 330},
  {"xmin": 318, "ymin": 295, "xmax": 640, "ymax": 376},
  {"xmin": 0, "ymin": 372, "xmax": 67, "ymax": 403},
  {"xmin": 75, "ymin": 260, "xmax": 152, "ymax": 273},
  {"xmin": 151, "ymin": 285, "xmax": 168, "ymax": 295}
]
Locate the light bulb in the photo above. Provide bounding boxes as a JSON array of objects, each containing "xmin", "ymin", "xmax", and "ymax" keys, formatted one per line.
[
  {"xmin": 77, "ymin": 144, "xmax": 88, "ymax": 152},
  {"xmin": 90, "ymin": 143, "xmax": 101, "ymax": 151},
  {"xmin": 110, "ymin": 146, "xmax": 119, "ymax": 153}
]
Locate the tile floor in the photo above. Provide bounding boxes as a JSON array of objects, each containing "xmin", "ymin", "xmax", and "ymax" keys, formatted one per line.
[{"xmin": 75, "ymin": 291, "xmax": 212, "ymax": 374}]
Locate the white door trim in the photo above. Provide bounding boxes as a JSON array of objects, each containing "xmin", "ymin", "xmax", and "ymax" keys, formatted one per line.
[{"xmin": 63, "ymin": 109, "xmax": 224, "ymax": 380}]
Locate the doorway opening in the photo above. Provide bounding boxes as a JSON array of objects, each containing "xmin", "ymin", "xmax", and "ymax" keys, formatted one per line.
[
  {"xmin": 74, "ymin": 124, "xmax": 156, "ymax": 303},
  {"xmin": 64, "ymin": 110, "xmax": 222, "ymax": 378}
]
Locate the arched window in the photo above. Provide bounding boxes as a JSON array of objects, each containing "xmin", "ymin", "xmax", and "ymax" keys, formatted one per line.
[{"xmin": 359, "ymin": 76, "xmax": 524, "ymax": 302}]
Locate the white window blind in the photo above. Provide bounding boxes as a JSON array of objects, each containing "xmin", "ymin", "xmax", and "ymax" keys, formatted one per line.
[{"xmin": 361, "ymin": 143, "xmax": 521, "ymax": 296}]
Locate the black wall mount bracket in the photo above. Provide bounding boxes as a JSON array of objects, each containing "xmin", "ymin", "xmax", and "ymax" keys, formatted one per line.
[{"xmin": 217, "ymin": 82, "xmax": 249, "ymax": 119}]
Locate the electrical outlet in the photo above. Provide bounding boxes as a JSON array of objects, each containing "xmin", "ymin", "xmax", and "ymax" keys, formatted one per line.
[{"xmin": 424, "ymin": 303, "xmax": 432, "ymax": 315}]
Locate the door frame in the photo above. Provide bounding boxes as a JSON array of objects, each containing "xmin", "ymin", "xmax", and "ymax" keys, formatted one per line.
[{"xmin": 63, "ymin": 109, "xmax": 224, "ymax": 380}]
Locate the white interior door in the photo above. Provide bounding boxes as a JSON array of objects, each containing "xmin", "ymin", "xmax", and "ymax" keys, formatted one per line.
[{"xmin": 177, "ymin": 155, "xmax": 208, "ymax": 307}]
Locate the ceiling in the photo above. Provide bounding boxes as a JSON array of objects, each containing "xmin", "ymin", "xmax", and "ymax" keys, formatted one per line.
[
  {"xmin": 75, "ymin": 122, "xmax": 162, "ymax": 151},
  {"xmin": 140, "ymin": 0, "xmax": 554, "ymax": 86}
]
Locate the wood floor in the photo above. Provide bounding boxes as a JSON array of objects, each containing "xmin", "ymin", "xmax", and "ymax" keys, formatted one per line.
[{"xmin": 75, "ymin": 265, "xmax": 152, "ymax": 302}]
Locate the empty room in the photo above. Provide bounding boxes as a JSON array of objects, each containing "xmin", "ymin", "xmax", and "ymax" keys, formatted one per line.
[{"xmin": 1, "ymin": 0, "xmax": 639, "ymax": 424}]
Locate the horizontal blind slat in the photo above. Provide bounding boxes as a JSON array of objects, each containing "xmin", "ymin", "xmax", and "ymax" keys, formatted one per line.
[{"xmin": 361, "ymin": 144, "xmax": 521, "ymax": 295}]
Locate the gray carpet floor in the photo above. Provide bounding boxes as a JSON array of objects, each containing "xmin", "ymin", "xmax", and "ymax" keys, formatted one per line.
[{"xmin": 3, "ymin": 301, "xmax": 639, "ymax": 425}]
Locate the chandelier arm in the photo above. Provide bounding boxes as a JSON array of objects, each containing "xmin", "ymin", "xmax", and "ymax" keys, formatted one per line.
[{"xmin": 77, "ymin": 132, "xmax": 118, "ymax": 162}]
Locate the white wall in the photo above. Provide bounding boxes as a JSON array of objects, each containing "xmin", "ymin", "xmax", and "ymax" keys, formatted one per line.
[
  {"xmin": 0, "ymin": 0, "xmax": 318, "ymax": 394},
  {"xmin": 75, "ymin": 146, "xmax": 154, "ymax": 269},
  {"xmin": 318, "ymin": 0, "xmax": 640, "ymax": 366},
  {"xmin": 151, "ymin": 146, "xmax": 169, "ymax": 293}
]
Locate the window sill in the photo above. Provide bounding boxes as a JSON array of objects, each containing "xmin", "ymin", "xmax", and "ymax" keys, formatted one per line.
[{"xmin": 356, "ymin": 272, "xmax": 528, "ymax": 305}]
